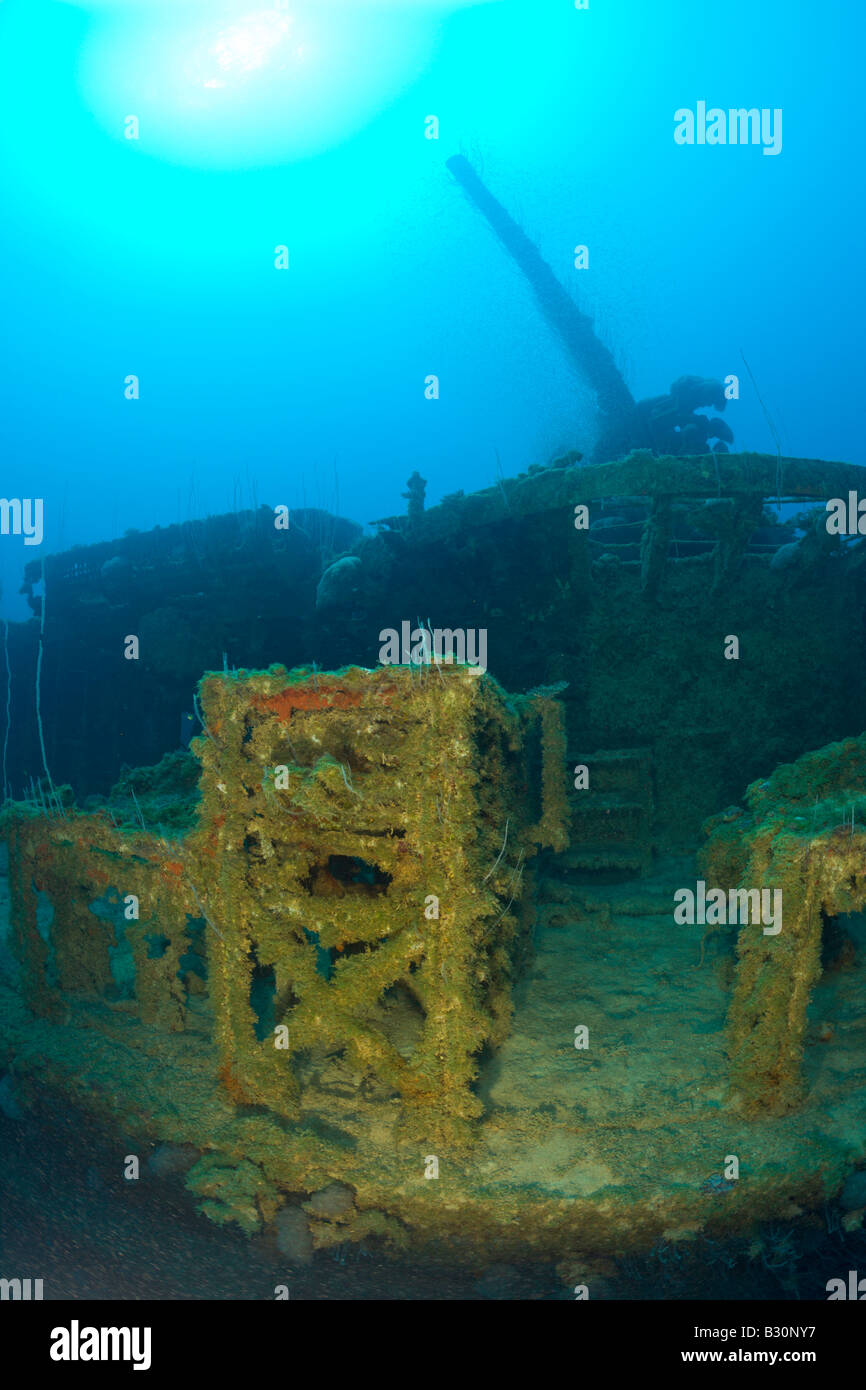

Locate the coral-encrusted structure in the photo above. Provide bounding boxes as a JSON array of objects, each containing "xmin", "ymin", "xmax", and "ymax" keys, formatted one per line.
[
  {"xmin": 6, "ymin": 812, "xmax": 199, "ymax": 1034},
  {"xmin": 4, "ymin": 664, "xmax": 568, "ymax": 1148},
  {"xmin": 194, "ymin": 663, "xmax": 567, "ymax": 1141},
  {"xmin": 701, "ymin": 731, "xmax": 866, "ymax": 1116}
]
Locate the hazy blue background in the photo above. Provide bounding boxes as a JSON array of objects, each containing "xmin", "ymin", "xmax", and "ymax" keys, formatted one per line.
[{"xmin": 0, "ymin": 0, "xmax": 863, "ymax": 618}]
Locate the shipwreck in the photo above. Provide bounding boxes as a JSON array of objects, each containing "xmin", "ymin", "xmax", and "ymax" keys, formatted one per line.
[{"xmin": 2, "ymin": 161, "xmax": 866, "ymax": 1274}]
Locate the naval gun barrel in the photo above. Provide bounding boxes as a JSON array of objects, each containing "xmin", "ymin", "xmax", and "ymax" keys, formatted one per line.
[{"xmin": 446, "ymin": 154, "xmax": 635, "ymax": 434}]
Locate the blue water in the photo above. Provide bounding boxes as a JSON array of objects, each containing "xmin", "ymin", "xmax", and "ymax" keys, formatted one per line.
[{"xmin": 0, "ymin": 0, "xmax": 863, "ymax": 616}]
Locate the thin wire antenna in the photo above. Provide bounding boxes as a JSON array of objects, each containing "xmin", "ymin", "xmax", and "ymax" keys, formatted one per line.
[
  {"xmin": 494, "ymin": 446, "xmax": 511, "ymax": 512},
  {"xmin": 482, "ymin": 818, "xmax": 510, "ymax": 884},
  {"xmin": 482, "ymin": 849, "xmax": 526, "ymax": 939},
  {"xmin": 35, "ymin": 559, "xmax": 62, "ymax": 816},
  {"xmin": 130, "ymin": 784, "xmax": 147, "ymax": 833},
  {"xmin": 339, "ymin": 762, "xmax": 359, "ymax": 796},
  {"xmin": 332, "ymin": 454, "xmax": 340, "ymax": 561},
  {"xmin": 193, "ymin": 690, "xmax": 216, "ymax": 742},
  {"xmin": 2, "ymin": 617, "xmax": 10, "ymax": 803},
  {"xmin": 426, "ymin": 617, "xmax": 446, "ymax": 685},
  {"xmin": 185, "ymin": 874, "xmax": 225, "ymax": 942},
  {"xmin": 740, "ymin": 349, "xmax": 783, "ymax": 502}
]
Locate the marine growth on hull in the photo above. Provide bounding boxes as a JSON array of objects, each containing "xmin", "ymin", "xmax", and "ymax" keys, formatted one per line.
[{"xmin": 3, "ymin": 449, "xmax": 866, "ymax": 1277}]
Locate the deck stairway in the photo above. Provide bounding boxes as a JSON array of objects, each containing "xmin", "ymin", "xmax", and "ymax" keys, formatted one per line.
[{"xmin": 561, "ymin": 747, "xmax": 654, "ymax": 876}]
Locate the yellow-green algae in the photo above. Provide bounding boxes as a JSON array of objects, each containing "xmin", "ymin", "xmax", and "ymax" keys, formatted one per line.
[
  {"xmin": 1, "ymin": 663, "xmax": 577, "ymax": 1249},
  {"xmin": 1, "ymin": 849, "xmax": 864, "ymax": 1264},
  {"xmin": 188, "ymin": 663, "xmax": 567, "ymax": 1142},
  {"xmin": 702, "ymin": 730, "xmax": 866, "ymax": 1116},
  {"xmin": 4, "ymin": 668, "xmax": 866, "ymax": 1264}
]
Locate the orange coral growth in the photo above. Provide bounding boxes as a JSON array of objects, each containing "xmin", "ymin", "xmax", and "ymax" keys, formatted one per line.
[{"xmin": 251, "ymin": 686, "xmax": 363, "ymax": 721}]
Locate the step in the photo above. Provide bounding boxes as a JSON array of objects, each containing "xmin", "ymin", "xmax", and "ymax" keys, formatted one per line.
[
  {"xmin": 571, "ymin": 795, "xmax": 648, "ymax": 814},
  {"xmin": 571, "ymin": 749, "xmax": 653, "ymax": 800},
  {"xmin": 571, "ymin": 809, "xmax": 649, "ymax": 841},
  {"xmin": 565, "ymin": 749, "xmax": 654, "ymax": 877},
  {"xmin": 560, "ymin": 841, "xmax": 651, "ymax": 872}
]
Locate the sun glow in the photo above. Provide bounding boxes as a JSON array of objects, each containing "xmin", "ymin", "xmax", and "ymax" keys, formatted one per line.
[
  {"xmin": 199, "ymin": 10, "xmax": 300, "ymax": 89},
  {"xmin": 59, "ymin": 1, "xmax": 445, "ymax": 168}
]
